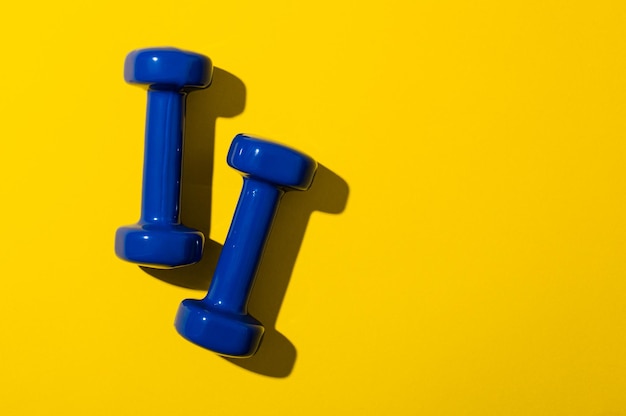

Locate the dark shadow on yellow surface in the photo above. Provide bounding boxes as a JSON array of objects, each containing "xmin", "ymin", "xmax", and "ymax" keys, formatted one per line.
[
  {"xmin": 141, "ymin": 68, "xmax": 245, "ymax": 289},
  {"xmin": 223, "ymin": 164, "xmax": 349, "ymax": 377}
]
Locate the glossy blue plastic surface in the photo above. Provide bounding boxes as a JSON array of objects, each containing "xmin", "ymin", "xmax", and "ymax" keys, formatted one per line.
[
  {"xmin": 175, "ymin": 134, "xmax": 317, "ymax": 357},
  {"xmin": 115, "ymin": 48, "xmax": 212, "ymax": 269}
]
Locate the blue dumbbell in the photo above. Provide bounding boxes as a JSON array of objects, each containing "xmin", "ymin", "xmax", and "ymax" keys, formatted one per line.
[
  {"xmin": 175, "ymin": 134, "xmax": 317, "ymax": 357},
  {"xmin": 115, "ymin": 48, "xmax": 213, "ymax": 268}
]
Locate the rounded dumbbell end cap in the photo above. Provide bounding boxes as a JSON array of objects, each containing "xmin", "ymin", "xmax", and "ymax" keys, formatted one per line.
[
  {"xmin": 125, "ymin": 47, "xmax": 213, "ymax": 90},
  {"xmin": 115, "ymin": 223, "xmax": 204, "ymax": 268},
  {"xmin": 175, "ymin": 299, "xmax": 265, "ymax": 358},
  {"xmin": 228, "ymin": 134, "xmax": 318, "ymax": 191}
]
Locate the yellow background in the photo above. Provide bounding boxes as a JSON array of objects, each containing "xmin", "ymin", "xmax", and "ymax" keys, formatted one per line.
[{"xmin": 1, "ymin": 1, "xmax": 625, "ymax": 414}]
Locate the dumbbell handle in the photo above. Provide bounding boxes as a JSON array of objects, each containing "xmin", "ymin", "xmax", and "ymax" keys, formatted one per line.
[
  {"xmin": 203, "ymin": 179, "xmax": 284, "ymax": 314},
  {"xmin": 141, "ymin": 89, "xmax": 185, "ymax": 224}
]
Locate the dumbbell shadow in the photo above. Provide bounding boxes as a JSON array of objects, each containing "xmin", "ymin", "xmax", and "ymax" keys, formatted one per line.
[
  {"xmin": 224, "ymin": 164, "xmax": 349, "ymax": 377},
  {"xmin": 141, "ymin": 67, "xmax": 245, "ymax": 288}
]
